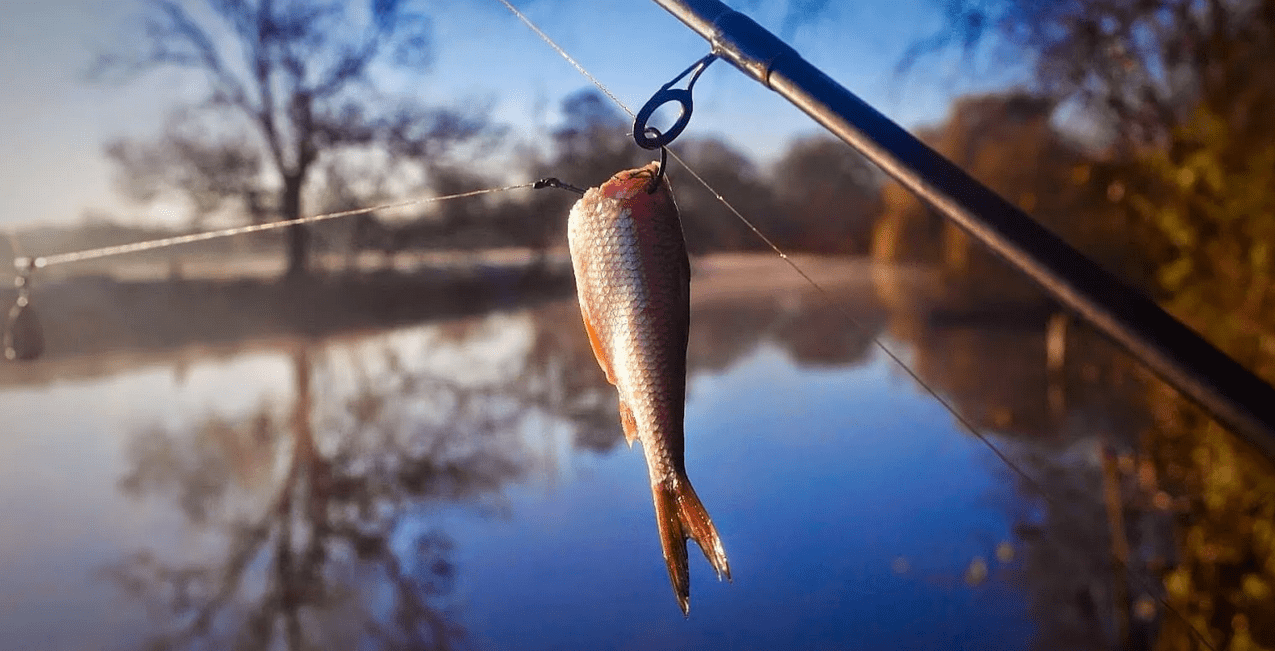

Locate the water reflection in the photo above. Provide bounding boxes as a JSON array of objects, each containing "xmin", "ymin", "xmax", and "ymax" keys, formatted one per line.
[
  {"xmin": 85, "ymin": 268, "xmax": 891, "ymax": 650},
  {"xmin": 880, "ymin": 299, "xmax": 1166, "ymax": 651},
  {"xmin": 109, "ymin": 349, "xmax": 472, "ymax": 649},
  {"xmin": 100, "ymin": 300, "xmax": 621, "ymax": 650},
  {"xmin": 880, "ymin": 272, "xmax": 1275, "ymax": 651},
  {"xmin": 2, "ymin": 259, "xmax": 1273, "ymax": 650}
]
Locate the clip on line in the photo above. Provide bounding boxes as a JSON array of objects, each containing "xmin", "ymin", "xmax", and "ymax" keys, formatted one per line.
[{"xmin": 533, "ymin": 178, "xmax": 586, "ymax": 195}]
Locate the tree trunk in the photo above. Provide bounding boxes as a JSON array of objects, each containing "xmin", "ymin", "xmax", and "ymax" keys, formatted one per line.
[{"xmin": 282, "ymin": 173, "xmax": 309, "ymax": 278}]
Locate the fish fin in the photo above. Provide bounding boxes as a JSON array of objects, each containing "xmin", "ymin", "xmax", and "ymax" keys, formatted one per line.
[
  {"xmin": 619, "ymin": 400, "xmax": 639, "ymax": 448},
  {"xmin": 579, "ymin": 304, "xmax": 616, "ymax": 384},
  {"xmin": 651, "ymin": 474, "xmax": 731, "ymax": 616}
]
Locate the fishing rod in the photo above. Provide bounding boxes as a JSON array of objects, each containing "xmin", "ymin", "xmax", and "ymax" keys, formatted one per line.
[{"xmin": 646, "ymin": 0, "xmax": 1275, "ymax": 460}]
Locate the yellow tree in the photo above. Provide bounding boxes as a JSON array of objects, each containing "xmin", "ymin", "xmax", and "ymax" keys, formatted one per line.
[{"xmin": 913, "ymin": 1, "xmax": 1275, "ymax": 648}]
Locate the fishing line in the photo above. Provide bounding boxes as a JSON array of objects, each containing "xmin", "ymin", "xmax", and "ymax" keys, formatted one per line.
[
  {"xmin": 14, "ymin": 183, "xmax": 534, "ymax": 270},
  {"xmin": 496, "ymin": 0, "xmax": 637, "ymax": 119},
  {"xmin": 495, "ymin": 0, "xmax": 1067, "ymax": 513},
  {"xmin": 673, "ymin": 152, "xmax": 1217, "ymax": 650},
  {"xmin": 498, "ymin": 2, "xmax": 1216, "ymax": 646}
]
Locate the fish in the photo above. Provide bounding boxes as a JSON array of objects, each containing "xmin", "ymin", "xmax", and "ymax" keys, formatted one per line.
[{"xmin": 567, "ymin": 161, "xmax": 730, "ymax": 615}]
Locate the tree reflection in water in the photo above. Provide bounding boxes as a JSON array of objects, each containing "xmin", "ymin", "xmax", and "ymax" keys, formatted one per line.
[
  {"xmin": 106, "ymin": 304, "xmax": 619, "ymax": 650},
  {"xmin": 99, "ymin": 276, "xmax": 890, "ymax": 650},
  {"xmin": 75, "ymin": 260, "xmax": 1275, "ymax": 650},
  {"xmin": 887, "ymin": 306, "xmax": 1187, "ymax": 650},
  {"xmin": 883, "ymin": 296, "xmax": 1275, "ymax": 651}
]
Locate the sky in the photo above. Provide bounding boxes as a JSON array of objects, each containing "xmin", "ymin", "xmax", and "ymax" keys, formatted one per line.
[{"xmin": 0, "ymin": 0, "xmax": 1011, "ymax": 229}]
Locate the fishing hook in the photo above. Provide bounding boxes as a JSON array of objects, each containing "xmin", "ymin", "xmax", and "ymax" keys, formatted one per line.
[
  {"xmin": 644, "ymin": 129, "xmax": 669, "ymax": 194},
  {"xmin": 633, "ymin": 53, "xmax": 717, "ymax": 150}
]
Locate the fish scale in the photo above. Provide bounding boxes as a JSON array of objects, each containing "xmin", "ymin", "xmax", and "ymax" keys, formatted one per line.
[{"xmin": 567, "ymin": 162, "xmax": 731, "ymax": 616}]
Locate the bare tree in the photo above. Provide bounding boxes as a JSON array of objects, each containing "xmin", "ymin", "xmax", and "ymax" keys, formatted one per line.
[{"xmin": 99, "ymin": 0, "xmax": 491, "ymax": 277}]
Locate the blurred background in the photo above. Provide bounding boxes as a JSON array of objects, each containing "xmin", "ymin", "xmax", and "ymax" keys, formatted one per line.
[{"xmin": 1, "ymin": 0, "xmax": 1273, "ymax": 649}]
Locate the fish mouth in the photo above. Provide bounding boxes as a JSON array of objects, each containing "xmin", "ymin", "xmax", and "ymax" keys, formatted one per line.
[{"xmin": 604, "ymin": 162, "xmax": 662, "ymax": 199}]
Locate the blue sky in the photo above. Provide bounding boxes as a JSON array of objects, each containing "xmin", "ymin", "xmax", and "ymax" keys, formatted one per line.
[{"xmin": 0, "ymin": 0, "xmax": 1011, "ymax": 228}]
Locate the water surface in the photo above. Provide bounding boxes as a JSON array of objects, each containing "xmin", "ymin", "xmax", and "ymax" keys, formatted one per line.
[{"xmin": 0, "ymin": 262, "xmax": 1260, "ymax": 650}]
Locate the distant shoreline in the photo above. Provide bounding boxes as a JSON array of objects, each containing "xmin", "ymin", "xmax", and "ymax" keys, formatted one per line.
[{"xmin": 2, "ymin": 253, "xmax": 923, "ymax": 386}]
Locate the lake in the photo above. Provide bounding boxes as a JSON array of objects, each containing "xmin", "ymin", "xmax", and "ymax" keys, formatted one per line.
[{"xmin": 0, "ymin": 255, "xmax": 1267, "ymax": 650}]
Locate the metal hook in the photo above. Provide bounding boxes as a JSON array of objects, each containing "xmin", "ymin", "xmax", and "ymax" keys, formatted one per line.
[
  {"xmin": 633, "ymin": 53, "xmax": 717, "ymax": 150},
  {"xmin": 6, "ymin": 257, "xmax": 45, "ymax": 361},
  {"xmin": 644, "ymin": 129, "xmax": 669, "ymax": 194}
]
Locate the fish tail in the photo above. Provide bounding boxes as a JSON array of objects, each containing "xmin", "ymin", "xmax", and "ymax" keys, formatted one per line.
[{"xmin": 651, "ymin": 474, "xmax": 731, "ymax": 616}]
